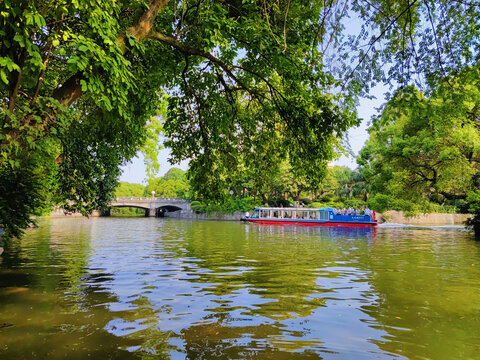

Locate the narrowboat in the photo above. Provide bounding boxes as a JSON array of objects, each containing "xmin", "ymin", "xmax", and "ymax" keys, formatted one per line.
[{"xmin": 246, "ymin": 207, "xmax": 378, "ymax": 227}]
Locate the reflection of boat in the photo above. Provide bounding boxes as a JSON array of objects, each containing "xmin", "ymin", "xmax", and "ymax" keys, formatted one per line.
[
  {"xmin": 246, "ymin": 207, "xmax": 377, "ymax": 227},
  {"xmin": 245, "ymin": 220, "xmax": 377, "ymax": 241}
]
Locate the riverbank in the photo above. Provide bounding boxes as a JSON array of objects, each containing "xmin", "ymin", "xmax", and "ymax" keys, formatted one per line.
[
  {"xmin": 49, "ymin": 208, "xmax": 102, "ymax": 217},
  {"xmin": 168, "ymin": 209, "xmax": 472, "ymax": 226},
  {"xmin": 167, "ymin": 209, "xmax": 245, "ymax": 221},
  {"xmin": 47, "ymin": 208, "xmax": 472, "ymax": 226},
  {"xmin": 380, "ymin": 210, "xmax": 471, "ymax": 226}
]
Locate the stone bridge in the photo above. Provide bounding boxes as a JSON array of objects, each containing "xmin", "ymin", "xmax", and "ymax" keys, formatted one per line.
[{"xmin": 107, "ymin": 197, "xmax": 190, "ymax": 217}]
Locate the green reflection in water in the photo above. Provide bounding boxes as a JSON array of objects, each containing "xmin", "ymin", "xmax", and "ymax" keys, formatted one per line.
[
  {"xmin": 352, "ymin": 229, "xmax": 480, "ymax": 359},
  {"xmin": 0, "ymin": 218, "xmax": 479, "ymax": 359}
]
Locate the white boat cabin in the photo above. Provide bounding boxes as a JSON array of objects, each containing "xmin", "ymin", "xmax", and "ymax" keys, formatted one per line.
[{"xmin": 249, "ymin": 207, "xmax": 332, "ymax": 221}]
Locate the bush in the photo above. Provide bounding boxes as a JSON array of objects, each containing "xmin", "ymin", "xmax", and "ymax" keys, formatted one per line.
[
  {"xmin": 392, "ymin": 199, "xmax": 419, "ymax": 213},
  {"xmin": 466, "ymin": 191, "xmax": 480, "ymax": 237},
  {"xmin": 190, "ymin": 197, "xmax": 260, "ymax": 215},
  {"xmin": 318, "ymin": 193, "xmax": 334, "ymax": 202},
  {"xmin": 299, "ymin": 198, "xmax": 312, "ymax": 205},
  {"xmin": 190, "ymin": 201, "xmax": 206, "ymax": 213},
  {"xmin": 307, "ymin": 201, "xmax": 344, "ymax": 209},
  {"xmin": 367, "ymin": 194, "xmax": 393, "ymax": 213},
  {"xmin": 453, "ymin": 199, "xmax": 469, "ymax": 213},
  {"xmin": 343, "ymin": 199, "xmax": 366, "ymax": 209}
]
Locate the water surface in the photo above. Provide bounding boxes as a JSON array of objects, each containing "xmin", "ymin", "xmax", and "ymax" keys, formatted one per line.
[{"xmin": 1, "ymin": 218, "xmax": 479, "ymax": 359}]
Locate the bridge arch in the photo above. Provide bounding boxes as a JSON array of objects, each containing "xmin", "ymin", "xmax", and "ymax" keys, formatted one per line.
[
  {"xmin": 155, "ymin": 205, "xmax": 183, "ymax": 217},
  {"xmin": 106, "ymin": 197, "xmax": 190, "ymax": 217}
]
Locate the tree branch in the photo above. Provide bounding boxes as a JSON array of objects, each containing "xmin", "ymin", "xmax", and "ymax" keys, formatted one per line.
[
  {"xmin": 117, "ymin": 0, "xmax": 171, "ymax": 53},
  {"xmin": 423, "ymin": 0, "xmax": 453, "ymax": 87},
  {"xmin": 345, "ymin": 0, "xmax": 418, "ymax": 85},
  {"xmin": 148, "ymin": 31, "xmax": 254, "ymax": 94},
  {"xmin": 54, "ymin": 0, "xmax": 170, "ymax": 108},
  {"xmin": 282, "ymin": 0, "xmax": 291, "ymax": 53}
]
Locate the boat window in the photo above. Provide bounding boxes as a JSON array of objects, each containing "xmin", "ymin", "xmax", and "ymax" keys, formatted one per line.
[
  {"xmin": 319, "ymin": 211, "xmax": 329, "ymax": 220},
  {"xmin": 251, "ymin": 210, "xmax": 259, "ymax": 218}
]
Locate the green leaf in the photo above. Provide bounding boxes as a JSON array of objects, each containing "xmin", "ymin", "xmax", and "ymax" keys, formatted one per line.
[{"xmin": 0, "ymin": 70, "xmax": 8, "ymax": 84}]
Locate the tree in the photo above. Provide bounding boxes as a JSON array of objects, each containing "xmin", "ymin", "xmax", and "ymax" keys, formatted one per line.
[
  {"xmin": 342, "ymin": 1, "xmax": 480, "ymax": 91},
  {"xmin": 115, "ymin": 182, "xmax": 146, "ymax": 197},
  {"xmin": 1, "ymin": 0, "xmax": 360, "ymax": 238},
  {"xmin": 144, "ymin": 168, "xmax": 190, "ymax": 199},
  {"xmin": 2, "ymin": 0, "xmax": 480, "ymax": 238},
  {"xmin": 358, "ymin": 67, "xmax": 480, "ymax": 213}
]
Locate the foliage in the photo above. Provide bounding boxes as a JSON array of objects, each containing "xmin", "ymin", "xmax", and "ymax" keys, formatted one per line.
[
  {"xmin": 111, "ymin": 207, "xmax": 145, "ymax": 217},
  {"xmin": 115, "ymin": 182, "xmax": 145, "ymax": 197},
  {"xmin": 1, "ymin": 0, "xmax": 480, "ymax": 238},
  {"xmin": 144, "ymin": 168, "xmax": 191, "ymax": 199},
  {"xmin": 0, "ymin": 156, "xmax": 56, "ymax": 240},
  {"xmin": 189, "ymin": 201, "xmax": 205, "ymax": 214},
  {"xmin": 358, "ymin": 68, "xmax": 480, "ymax": 215},
  {"xmin": 191, "ymin": 197, "xmax": 260, "ymax": 215},
  {"xmin": 0, "ymin": 0, "xmax": 165, "ymax": 237},
  {"xmin": 162, "ymin": 0, "xmax": 361, "ymax": 202},
  {"xmin": 344, "ymin": 0, "xmax": 480, "ymax": 92},
  {"xmin": 466, "ymin": 191, "xmax": 480, "ymax": 236}
]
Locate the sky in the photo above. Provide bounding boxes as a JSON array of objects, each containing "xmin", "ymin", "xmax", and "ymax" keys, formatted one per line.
[{"xmin": 119, "ymin": 82, "xmax": 388, "ymax": 184}]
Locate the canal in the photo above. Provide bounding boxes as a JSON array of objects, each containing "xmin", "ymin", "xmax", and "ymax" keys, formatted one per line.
[{"xmin": 1, "ymin": 218, "xmax": 479, "ymax": 359}]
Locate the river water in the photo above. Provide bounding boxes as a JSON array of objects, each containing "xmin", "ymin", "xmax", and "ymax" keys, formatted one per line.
[{"xmin": 1, "ymin": 218, "xmax": 479, "ymax": 359}]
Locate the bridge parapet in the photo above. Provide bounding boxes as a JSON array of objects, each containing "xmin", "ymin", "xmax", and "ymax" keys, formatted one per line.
[{"xmin": 114, "ymin": 197, "xmax": 187, "ymax": 203}]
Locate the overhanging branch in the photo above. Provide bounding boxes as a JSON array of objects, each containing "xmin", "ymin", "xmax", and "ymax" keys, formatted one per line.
[{"xmin": 148, "ymin": 31, "xmax": 253, "ymax": 94}]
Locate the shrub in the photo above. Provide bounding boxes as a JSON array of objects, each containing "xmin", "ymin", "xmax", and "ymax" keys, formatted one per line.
[
  {"xmin": 453, "ymin": 199, "xmax": 469, "ymax": 213},
  {"xmin": 307, "ymin": 201, "xmax": 344, "ymax": 209},
  {"xmin": 190, "ymin": 200, "xmax": 206, "ymax": 213},
  {"xmin": 367, "ymin": 194, "xmax": 393, "ymax": 213},
  {"xmin": 319, "ymin": 193, "xmax": 334, "ymax": 202},
  {"xmin": 466, "ymin": 191, "xmax": 480, "ymax": 237},
  {"xmin": 190, "ymin": 197, "xmax": 260, "ymax": 215},
  {"xmin": 343, "ymin": 199, "xmax": 365, "ymax": 209},
  {"xmin": 299, "ymin": 198, "xmax": 312, "ymax": 205}
]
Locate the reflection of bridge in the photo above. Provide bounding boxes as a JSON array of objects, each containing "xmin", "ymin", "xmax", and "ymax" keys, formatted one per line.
[{"xmin": 106, "ymin": 197, "xmax": 190, "ymax": 217}]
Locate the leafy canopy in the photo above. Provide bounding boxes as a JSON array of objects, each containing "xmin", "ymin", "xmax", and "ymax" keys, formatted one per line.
[
  {"xmin": 145, "ymin": 168, "xmax": 190, "ymax": 199},
  {"xmin": 359, "ymin": 66, "xmax": 480, "ymax": 213}
]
